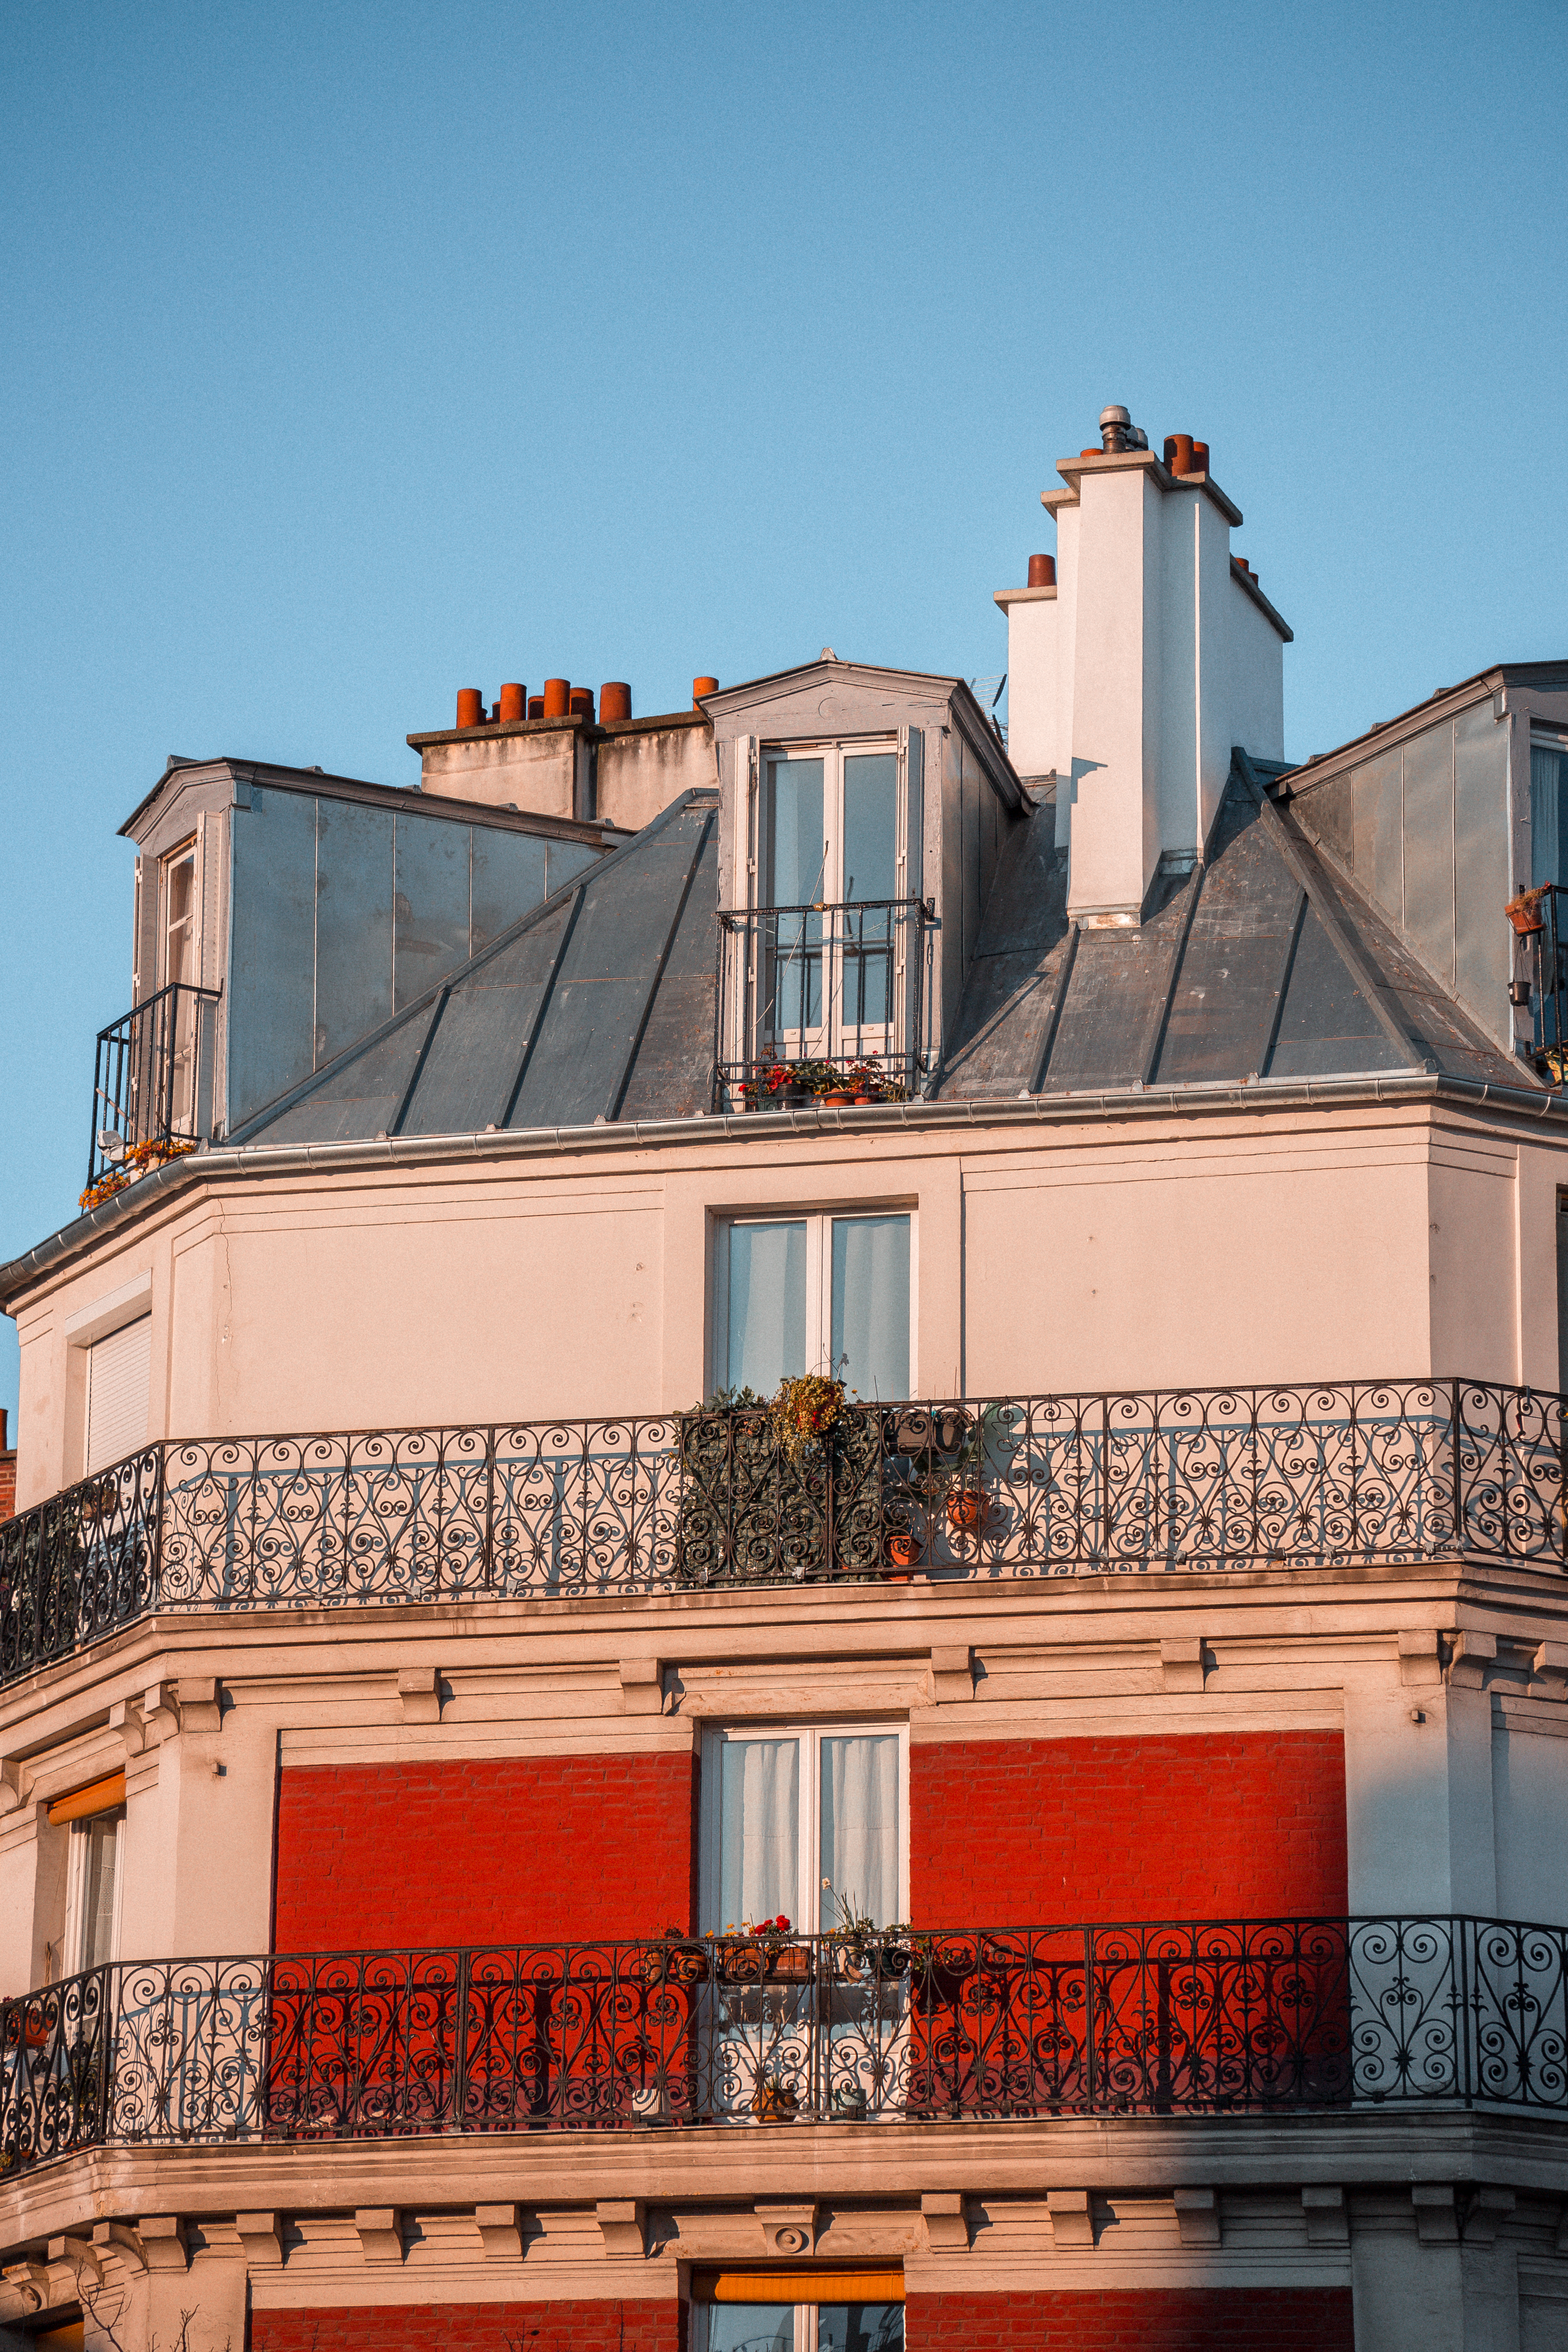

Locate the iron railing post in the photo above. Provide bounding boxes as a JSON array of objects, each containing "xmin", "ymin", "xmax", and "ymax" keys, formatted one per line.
[
  {"xmin": 1084, "ymin": 1925, "xmax": 1098, "ymax": 2113},
  {"xmin": 1452, "ymin": 1378, "xmax": 1464, "ymax": 1559}
]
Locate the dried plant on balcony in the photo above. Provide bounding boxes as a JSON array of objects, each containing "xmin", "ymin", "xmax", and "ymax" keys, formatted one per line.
[{"xmin": 674, "ymin": 1381, "xmax": 884, "ymax": 1585}]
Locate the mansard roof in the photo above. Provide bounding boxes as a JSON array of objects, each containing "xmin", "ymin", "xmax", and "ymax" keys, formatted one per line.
[{"xmin": 935, "ymin": 751, "xmax": 1524, "ymax": 1100}]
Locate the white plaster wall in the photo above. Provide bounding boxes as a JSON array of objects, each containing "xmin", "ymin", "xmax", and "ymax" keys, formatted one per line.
[
  {"xmin": 1493, "ymin": 1727, "xmax": 1568, "ymax": 1922},
  {"xmin": 1000, "ymin": 596, "xmax": 1058, "ymax": 780},
  {"xmin": 1195, "ymin": 494, "xmax": 1238, "ymax": 849},
  {"xmin": 1224, "ymin": 576, "xmax": 1287, "ymax": 762},
  {"xmin": 1157, "ymin": 494, "xmax": 1199, "ymax": 858},
  {"xmin": 595, "ymin": 724, "xmax": 716, "ymax": 831},
  {"xmin": 418, "ymin": 729, "xmax": 580, "ymax": 816},
  {"xmin": 1066, "ymin": 468, "xmax": 1162, "ymax": 918}
]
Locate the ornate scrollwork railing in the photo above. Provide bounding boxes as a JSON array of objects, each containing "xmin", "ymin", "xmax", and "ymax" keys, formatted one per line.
[
  {"xmin": 4, "ymin": 1916, "xmax": 1567, "ymax": 2176},
  {"xmin": 1, "ymin": 1380, "xmax": 1564, "ymax": 1687}
]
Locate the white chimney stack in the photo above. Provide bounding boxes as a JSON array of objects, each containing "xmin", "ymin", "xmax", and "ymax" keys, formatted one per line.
[{"xmin": 996, "ymin": 408, "xmax": 1291, "ymax": 926}]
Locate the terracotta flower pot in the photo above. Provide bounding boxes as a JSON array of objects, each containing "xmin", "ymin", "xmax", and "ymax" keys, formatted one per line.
[
  {"xmin": 822, "ymin": 1089, "xmax": 853, "ymax": 1105},
  {"xmin": 753, "ymin": 2085, "xmax": 800, "ymax": 2123},
  {"xmin": 1507, "ymin": 888, "xmax": 1549, "ymax": 937},
  {"xmin": 885, "ymin": 1529, "xmax": 922, "ymax": 1575},
  {"xmin": 946, "ymin": 1487, "xmax": 989, "ymax": 1535}
]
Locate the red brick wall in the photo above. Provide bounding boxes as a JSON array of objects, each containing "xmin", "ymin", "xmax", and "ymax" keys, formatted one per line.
[
  {"xmin": 904, "ymin": 2289, "xmax": 1354, "ymax": 2349},
  {"xmin": 911, "ymin": 1733, "xmax": 1347, "ymax": 1921},
  {"xmin": 273, "ymin": 1754, "xmax": 699, "ymax": 1951},
  {"xmin": 0, "ymin": 1448, "xmax": 15, "ymax": 1526},
  {"xmin": 252, "ymin": 2302, "xmax": 682, "ymax": 2352}
]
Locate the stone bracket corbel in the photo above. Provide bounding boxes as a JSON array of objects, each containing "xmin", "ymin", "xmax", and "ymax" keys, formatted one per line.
[
  {"xmin": 354, "ymin": 2211, "xmax": 403, "ymax": 2266},
  {"xmin": 1174, "ymin": 2189, "xmax": 1220, "ymax": 2246},
  {"xmin": 1531, "ymin": 1643, "xmax": 1568, "ymax": 1701},
  {"xmin": 1160, "ymin": 1638, "xmax": 1206, "ymax": 1693},
  {"xmin": 141, "ymin": 1682, "xmax": 183, "ymax": 1742},
  {"xmin": 1462, "ymin": 2187, "xmax": 1515, "ymax": 2244},
  {"xmin": 1446, "ymin": 1634, "xmax": 1497, "ymax": 1691},
  {"xmin": 1046, "ymin": 2190, "xmax": 1094, "ymax": 2248},
  {"xmin": 138, "ymin": 2218, "xmax": 188, "ymax": 2274},
  {"xmin": 475, "ymin": 2205, "xmax": 524, "ymax": 2261},
  {"xmin": 619, "ymin": 1660, "xmax": 665, "ymax": 1716},
  {"xmin": 597, "ymin": 2200, "xmax": 647, "ymax": 2258},
  {"xmin": 0, "ymin": 1760, "xmax": 24, "ymax": 1818},
  {"xmin": 1302, "ymin": 2186, "xmax": 1348, "ymax": 2245},
  {"xmin": 930, "ymin": 1647, "xmax": 975, "ymax": 1704},
  {"xmin": 109, "ymin": 1698, "xmax": 148, "ymax": 1760},
  {"xmin": 920, "ymin": 2193, "xmax": 969, "ymax": 2253},
  {"xmin": 1398, "ymin": 1632, "xmax": 1441, "ymax": 1688},
  {"xmin": 176, "ymin": 1679, "xmax": 223, "ymax": 1733},
  {"xmin": 397, "ymin": 1667, "xmax": 442, "ymax": 1725},
  {"xmin": 47, "ymin": 2237, "xmax": 106, "ymax": 2297},
  {"xmin": 756, "ymin": 2204, "xmax": 817, "ymax": 2258},
  {"xmin": 92, "ymin": 2223, "xmax": 148, "ymax": 2278},
  {"xmin": 1413, "ymin": 2186, "xmax": 1458, "ymax": 2244},
  {"xmin": 1, "ymin": 2264, "xmax": 52, "ymax": 2318},
  {"xmin": 236, "ymin": 2214, "xmax": 284, "ymax": 2270}
]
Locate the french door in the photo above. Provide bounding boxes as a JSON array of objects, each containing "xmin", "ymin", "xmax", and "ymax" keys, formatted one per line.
[{"xmin": 760, "ymin": 746, "xmax": 902, "ymax": 1072}]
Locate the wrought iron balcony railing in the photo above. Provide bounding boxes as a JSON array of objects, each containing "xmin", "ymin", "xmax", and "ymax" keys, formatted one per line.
[
  {"xmin": 87, "ymin": 981, "xmax": 222, "ymax": 1192},
  {"xmin": 3, "ymin": 1916, "xmax": 1566, "ymax": 2177},
  {"xmin": 713, "ymin": 899, "xmax": 932, "ymax": 1111},
  {"xmin": 2, "ymin": 1381, "xmax": 1564, "ymax": 1691}
]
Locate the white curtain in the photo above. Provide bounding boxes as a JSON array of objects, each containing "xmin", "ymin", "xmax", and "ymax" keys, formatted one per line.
[
  {"xmin": 831, "ymin": 1216, "xmax": 910, "ymax": 1399},
  {"xmin": 819, "ymin": 1734, "xmax": 900, "ymax": 1928},
  {"xmin": 718, "ymin": 1739, "xmax": 799, "ymax": 1929},
  {"xmin": 726, "ymin": 1222, "xmax": 806, "ymax": 1395}
]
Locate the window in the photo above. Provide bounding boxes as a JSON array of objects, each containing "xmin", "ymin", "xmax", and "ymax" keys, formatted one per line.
[
  {"xmin": 161, "ymin": 841, "xmax": 199, "ymax": 989},
  {"xmin": 702, "ymin": 1725, "xmax": 906, "ymax": 1936},
  {"xmin": 693, "ymin": 2283, "xmax": 904, "ymax": 2352},
  {"xmin": 760, "ymin": 745, "xmax": 902, "ymax": 1060},
  {"xmin": 717, "ymin": 1213, "xmax": 911, "ymax": 1400},
  {"xmin": 84, "ymin": 1313, "xmax": 151, "ymax": 1475},
  {"xmin": 1534, "ymin": 740, "xmax": 1568, "ymax": 890},
  {"xmin": 48, "ymin": 1775, "xmax": 127, "ymax": 1975}
]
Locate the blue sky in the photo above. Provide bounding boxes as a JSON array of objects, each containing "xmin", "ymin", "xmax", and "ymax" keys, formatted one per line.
[{"xmin": 2, "ymin": 0, "xmax": 1565, "ymax": 1429}]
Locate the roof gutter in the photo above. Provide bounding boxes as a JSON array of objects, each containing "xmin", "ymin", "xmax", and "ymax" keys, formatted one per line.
[{"xmin": 3, "ymin": 1068, "xmax": 1564, "ymax": 1310}]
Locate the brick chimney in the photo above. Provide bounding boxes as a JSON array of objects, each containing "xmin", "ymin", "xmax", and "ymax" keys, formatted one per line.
[{"xmin": 996, "ymin": 407, "xmax": 1291, "ymax": 926}]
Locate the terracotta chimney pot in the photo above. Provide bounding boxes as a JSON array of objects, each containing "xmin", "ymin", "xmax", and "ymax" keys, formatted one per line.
[
  {"xmin": 568, "ymin": 687, "xmax": 595, "ymax": 721},
  {"xmin": 497, "ymin": 682, "xmax": 525, "ymax": 723},
  {"xmin": 600, "ymin": 681, "xmax": 632, "ymax": 722},
  {"xmin": 456, "ymin": 688, "xmax": 484, "ymax": 730},
  {"xmin": 692, "ymin": 675, "xmax": 719, "ymax": 707},
  {"xmin": 527, "ymin": 696, "xmax": 544, "ymax": 720},
  {"xmin": 542, "ymin": 678, "xmax": 571, "ymax": 719},
  {"xmin": 1026, "ymin": 553, "xmax": 1056, "ymax": 589}
]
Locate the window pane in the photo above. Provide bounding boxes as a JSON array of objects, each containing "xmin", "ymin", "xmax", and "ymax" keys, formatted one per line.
[
  {"xmin": 842, "ymin": 755, "xmax": 898, "ymax": 903},
  {"xmin": 704, "ymin": 2309, "xmax": 796, "ymax": 2352},
  {"xmin": 820, "ymin": 1735, "xmax": 900, "ymax": 1929},
  {"xmin": 820, "ymin": 2309, "xmax": 904, "ymax": 2352},
  {"xmin": 1534, "ymin": 746, "xmax": 1568, "ymax": 889},
  {"xmin": 726, "ymin": 1222, "xmax": 807, "ymax": 1395},
  {"xmin": 81, "ymin": 1817, "xmax": 118, "ymax": 1969},
  {"xmin": 830, "ymin": 1216, "xmax": 910, "ymax": 1399},
  {"xmin": 718, "ymin": 1739, "xmax": 800, "ymax": 1929},
  {"xmin": 766, "ymin": 758, "xmax": 826, "ymax": 907}
]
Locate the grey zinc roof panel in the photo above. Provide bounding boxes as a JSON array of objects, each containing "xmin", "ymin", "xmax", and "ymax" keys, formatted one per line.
[
  {"xmin": 1263, "ymin": 906, "xmax": 1406, "ymax": 1078},
  {"xmin": 936, "ymin": 801, "xmax": 1070, "ymax": 1098},
  {"xmin": 1039, "ymin": 873, "xmax": 1197, "ymax": 1093},
  {"xmin": 228, "ymin": 791, "xmax": 720, "ymax": 1147},
  {"xmin": 1151, "ymin": 785, "xmax": 1306, "ymax": 1084}
]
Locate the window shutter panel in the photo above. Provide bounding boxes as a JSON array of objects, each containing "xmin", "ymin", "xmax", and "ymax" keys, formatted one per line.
[{"xmin": 85, "ymin": 1315, "xmax": 151, "ymax": 1475}]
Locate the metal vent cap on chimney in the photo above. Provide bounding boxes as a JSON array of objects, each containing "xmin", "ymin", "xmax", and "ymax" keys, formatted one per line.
[{"xmin": 1099, "ymin": 404, "xmax": 1148, "ymax": 454}]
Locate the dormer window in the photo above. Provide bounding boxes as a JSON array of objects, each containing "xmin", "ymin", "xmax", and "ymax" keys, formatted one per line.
[{"xmin": 161, "ymin": 840, "xmax": 199, "ymax": 990}]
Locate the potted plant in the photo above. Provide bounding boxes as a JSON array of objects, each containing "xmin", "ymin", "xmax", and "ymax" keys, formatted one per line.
[
  {"xmin": 1508, "ymin": 886, "xmax": 1551, "ymax": 937},
  {"xmin": 675, "ymin": 1376, "xmax": 885, "ymax": 1587},
  {"xmin": 640, "ymin": 1930, "xmax": 710, "ymax": 1987},
  {"xmin": 884, "ymin": 1525, "xmax": 921, "ymax": 1576},
  {"xmin": 751, "ymin": 2066, "xmax": 801, "ymax": 2123},
  {"xmin": 830, "ymin": 2081, "xmax": 869, "ymax": 2121}
]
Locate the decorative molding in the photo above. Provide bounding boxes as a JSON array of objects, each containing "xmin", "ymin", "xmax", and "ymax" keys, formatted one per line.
[
  {"xmin": 619, "ymin": 1660, "xmax": 664, "ymax": 1717},
  {"xmin": 1531, "ymin": 1642, "xmax": 1568, "ymax": 1700},
  {"xmin": 396, "ymin": 1667, "xmax": 442, "ymax": 1726},
  {"xmin": 756, "ymin": 2204, "xmax": 817, "ymax": 2258},
  {"xmin": 1447, "ymin": 1633, "xmax": 1497, "ymax": 1691},
  {"xmin": 1398, "ymin": 1631, "xmax": 1442, "ymax": 1687},
  {"xmin": 235, "ymin": 2214, "xmax": 284, "ymax": 2270},
  {"xmin": 1, "ymin": 2263, "xmax": 51, "ymax": 2315},
  {"xmin": 1046, "ymin": 2190, "xmax": 1095, "ymax": 2248},
  {"xmin": 109, "ymin": 1697, "xmax": 147, "ymax": 1759},
  {"xmin": 919, "ymin": 2193, "xmax": 969, "ymax": 2253},
  {"xmin": 176, "ymin": 1678, "xmax": 222, "ymax": 1733},
  {"xmin": 1413, "ymin": 2185, "xmax": 1459, "ymax": 2244},
  {"xmin": 1174, "ymin": 2189, "xmax": 1221, "ymax": 2247},
  {"xmin": 0, "ymin": 1762, "xmax": 22, "ymax": 1818},
  {"xmin": 930, "ymin": 1647, "xmax": 975, "ymax": 1705},
  {"xmin": 596, "ymin": 2200, "xmax": 647, "ymax": 2259},
  {"xmin": 1302, "ymin": 2186, "xmax": 1348, "ymax": 2246},
  {"xmin": 354, "ymin": 2210, "xmax": 403, "ymax": 2266},
  {"xmin": 1160, "ymin": 1638, "xmax": 1205, "ymax": 1694},
  {"xmin": 141, "ymin": 1682, "xmax": 183, "ymax": 1741},
  {"xmin": 137, "ymin": 2218, "xmax": 188, "ymax": 2274},
  {"xmin": 475, "ymin": 2205, "xmax": 524, "ymax": 2261}
]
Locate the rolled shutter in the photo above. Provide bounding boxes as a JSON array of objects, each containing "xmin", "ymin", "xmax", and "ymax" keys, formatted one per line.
[{"xmin": 85, "ymin": 1315, "xmax": 151, "ymax": 1475}]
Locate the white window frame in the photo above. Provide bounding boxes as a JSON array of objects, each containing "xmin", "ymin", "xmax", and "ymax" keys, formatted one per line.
[
  {"xmin": 699, "ymin": 1721, "xmax": 910, "ymax": 1938},
  {"xmin": 63, "ymin": 1809, "xmax": 125, "ymax": 1976},
  {"xmin": 757, "ymin": 738, "xmax": 906, "ymax": 912},
  {"xmin": 711, "ymin": 1208, "xmax": 916, "ymax": 1400},
  {"xmin": 160, "ymin": 835, "xmax": 200, "ymax": 991}
]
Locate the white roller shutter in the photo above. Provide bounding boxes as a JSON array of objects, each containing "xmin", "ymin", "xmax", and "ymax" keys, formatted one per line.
[{"xmin": 85, "ymin": 1315, "xmax": 151, "ymax": 1475}]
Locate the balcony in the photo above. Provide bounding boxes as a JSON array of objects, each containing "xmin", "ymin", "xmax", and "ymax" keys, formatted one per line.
[
  {"xmin": 2, "ymin": 1381, "xmax": 1564, "ymax": 1692},
  {"xmin": 3, "ymin": 1915, "xmax": 1565, "ymax": 2177},
  {"xmin": 713, "ymin": 899, "xmax": 932, "ymax": 1111},
  {"xmin": 86, "ymin": 981, "xmax": 221, "ymax": 1198}
]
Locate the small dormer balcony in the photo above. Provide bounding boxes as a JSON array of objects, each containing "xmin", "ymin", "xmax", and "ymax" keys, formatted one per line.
[
  {"xmin": 714, "ymin": 897, "xmax": 932, "ymax": 1111},
  {"xmin": 85, "ymin": 979, "xmax": 222, "ymax": 1199}
]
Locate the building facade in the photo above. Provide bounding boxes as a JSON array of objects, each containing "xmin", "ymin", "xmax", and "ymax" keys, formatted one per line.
[{"xmin": 4, "ymin": 409, "xmax": 1568, "ymax": 2351}]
